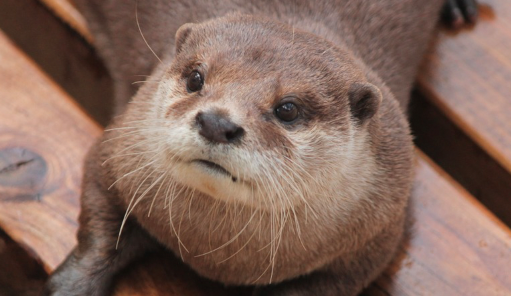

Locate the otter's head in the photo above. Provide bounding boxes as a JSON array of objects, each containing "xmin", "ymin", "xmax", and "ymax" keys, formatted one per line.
[{"xmin": 126, "ymin": 14, "xmax": 382, "ymax": 212}]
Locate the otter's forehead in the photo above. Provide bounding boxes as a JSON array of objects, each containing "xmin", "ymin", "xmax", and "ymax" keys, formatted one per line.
[{"xmin": 172, "ymin": 15, "xmax": 361, "ymax": 92}]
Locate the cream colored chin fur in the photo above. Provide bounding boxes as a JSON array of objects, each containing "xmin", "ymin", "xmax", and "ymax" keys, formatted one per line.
[{"xmin": 141, "ymin": 77, "xmax": 379, "ymax": 213}]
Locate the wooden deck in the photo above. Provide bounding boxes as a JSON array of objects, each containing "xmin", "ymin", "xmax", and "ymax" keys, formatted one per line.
[{"xmin": 0, "ymin": 0, "xmax": 510, "ymax": 295}]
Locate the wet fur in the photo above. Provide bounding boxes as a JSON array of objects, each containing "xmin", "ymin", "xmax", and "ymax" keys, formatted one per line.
[{"xmin": 45, "ymin": 1, "xmax": 447, "ymax": 295}]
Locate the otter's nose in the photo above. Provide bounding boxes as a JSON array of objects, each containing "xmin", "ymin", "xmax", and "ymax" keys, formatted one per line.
[{"xmin": 195, "ymin": 112, "xmax": 245, "ymax": 144}]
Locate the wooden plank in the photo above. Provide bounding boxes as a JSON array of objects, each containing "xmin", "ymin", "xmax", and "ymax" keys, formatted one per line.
[
  {"xmin": 418, "ymin": 0, "xmax": 511, "ymax": 175},
  {"xmin": 0, "ymin": 30, "xmax": 102, "ymax": 272}
]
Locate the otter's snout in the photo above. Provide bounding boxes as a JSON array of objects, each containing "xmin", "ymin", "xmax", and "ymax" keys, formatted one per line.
[{"xmin": 195, "ymin": 111, "xmax": 244, "ymax": 144}]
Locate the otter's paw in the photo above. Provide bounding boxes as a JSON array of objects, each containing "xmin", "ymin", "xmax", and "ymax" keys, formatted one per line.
[
  {"xmin": 41, "ymin": 258, "xmax": 112, "ymax": 296},
  {"xmin": 42, "ymin": 277, "xmax": 110, "ymax": 296},
  {"xmin": 442, "ymin": 0, "xmax": 479, "ymax": 27}
]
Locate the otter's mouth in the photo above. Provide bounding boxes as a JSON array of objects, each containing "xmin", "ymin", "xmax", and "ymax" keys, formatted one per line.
[{"xmin": 192, "ymin": 159, "xmax": 238, "ymax": 182}]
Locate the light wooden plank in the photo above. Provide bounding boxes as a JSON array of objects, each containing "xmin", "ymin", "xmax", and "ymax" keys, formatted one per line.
[{"xmin": 0, "ymin": 30, "xmax": 101, "ymax": 272}]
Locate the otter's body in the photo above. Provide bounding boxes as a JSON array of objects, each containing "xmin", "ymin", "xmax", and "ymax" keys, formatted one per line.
[{"xmin": 45, "ymin": 1, "xmax": 457, "ymax": 295}]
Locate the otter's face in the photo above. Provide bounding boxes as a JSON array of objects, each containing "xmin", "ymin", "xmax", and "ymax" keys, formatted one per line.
[{"xmin": 138, "ymin": 15, "xmax": 381, "ymax": 211}]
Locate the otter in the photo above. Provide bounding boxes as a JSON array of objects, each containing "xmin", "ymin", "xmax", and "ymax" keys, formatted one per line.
[{"xmin": 44, "ymin": 0, "xmax": 477, "ymax": 295}]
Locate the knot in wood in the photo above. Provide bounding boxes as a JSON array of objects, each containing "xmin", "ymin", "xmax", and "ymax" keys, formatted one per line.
[{"xmin": 0, "ymin": 147, "xmax": 47, "ymax": 202}]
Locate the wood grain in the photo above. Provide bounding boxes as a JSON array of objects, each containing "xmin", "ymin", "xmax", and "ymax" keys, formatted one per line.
[
  {"xmin": 0, "ymin": 30, "xmax": 102, "ymax": 272},
  {"xmin": 418, "ymin": 0, "xmax": 511, "ymax": 175}
]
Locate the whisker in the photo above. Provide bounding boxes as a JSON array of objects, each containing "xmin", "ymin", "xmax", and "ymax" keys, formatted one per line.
[
  {"xmin": 168, "ymin": 184, "xmax": 190, "ymax": 255},
  {"xmin": 217, "ymin": 209, "xmax": 262, "ymax": 264},
  {"xmin": 108, "ymin": 158, "xmax": 158, "ymax": 190},
  {"xmin": 148, "ymin": 173, "xmax": 169, "ymax": 217},
  {"xmin": 195, "ymin": 210, "xmax": 258, "ymax": 257},
  {"xmin": 116, "ymin": 156, "xmax": 160, "ymax": 248},
  {"xmin": 136, "ymin": 0, "xmax": 162, "ymax": 63}
]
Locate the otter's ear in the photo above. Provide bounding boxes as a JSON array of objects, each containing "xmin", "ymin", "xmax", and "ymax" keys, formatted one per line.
[
  {"xmin": 175, "ymin": 23, "xmax": 195, "ymax": 54},
  {"xmin": 348, "ymin": 82, "xmax": 382, "ymax": 124}
]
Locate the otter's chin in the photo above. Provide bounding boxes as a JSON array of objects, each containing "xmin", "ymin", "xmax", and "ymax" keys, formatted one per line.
[
  {"xmin": 191, "ymin": 159, "xmax": 238, "ymax": 182},
  {"xmin": 166, "ymin": 158, "xmax": 303, "ymax": 211},
  {"xmin": 168, "ymin": 159, "xmax": 253, "ymax": 205}
]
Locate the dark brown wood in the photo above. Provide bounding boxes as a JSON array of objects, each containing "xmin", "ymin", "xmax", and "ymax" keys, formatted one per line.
[
  {"xmin": 0, "ymin": 230, "xmax": 47, "ymax": 296},
  {"xmin": 0, "ymin": 30, "xmax": 102, "ymax": 272},
  {"xmin": 418, "ymin": 0, "xmax": 511, "ymax": 175},
  {"xmin": 111, "ymin": 251, "xmax": 252, "ymax": 296}
]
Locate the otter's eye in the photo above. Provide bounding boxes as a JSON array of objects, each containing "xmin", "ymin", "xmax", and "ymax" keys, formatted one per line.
[
  {"xmin": 275, "ymin": 102, "xmax": 299, "ymax": 122},
  {"xmin": 186, "ymin": 70, "xmax": 203, "ymax": 93}
]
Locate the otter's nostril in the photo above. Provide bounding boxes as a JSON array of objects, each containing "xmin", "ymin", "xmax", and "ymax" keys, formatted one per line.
[{"xmin": 225, "ymin": 126, "xmax": 245, "ymax": 142}]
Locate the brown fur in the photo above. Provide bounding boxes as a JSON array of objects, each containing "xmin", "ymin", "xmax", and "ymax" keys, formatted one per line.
[{"xmin": 44, "ymin": 1, "xmax": 449, "ymax": 295}]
